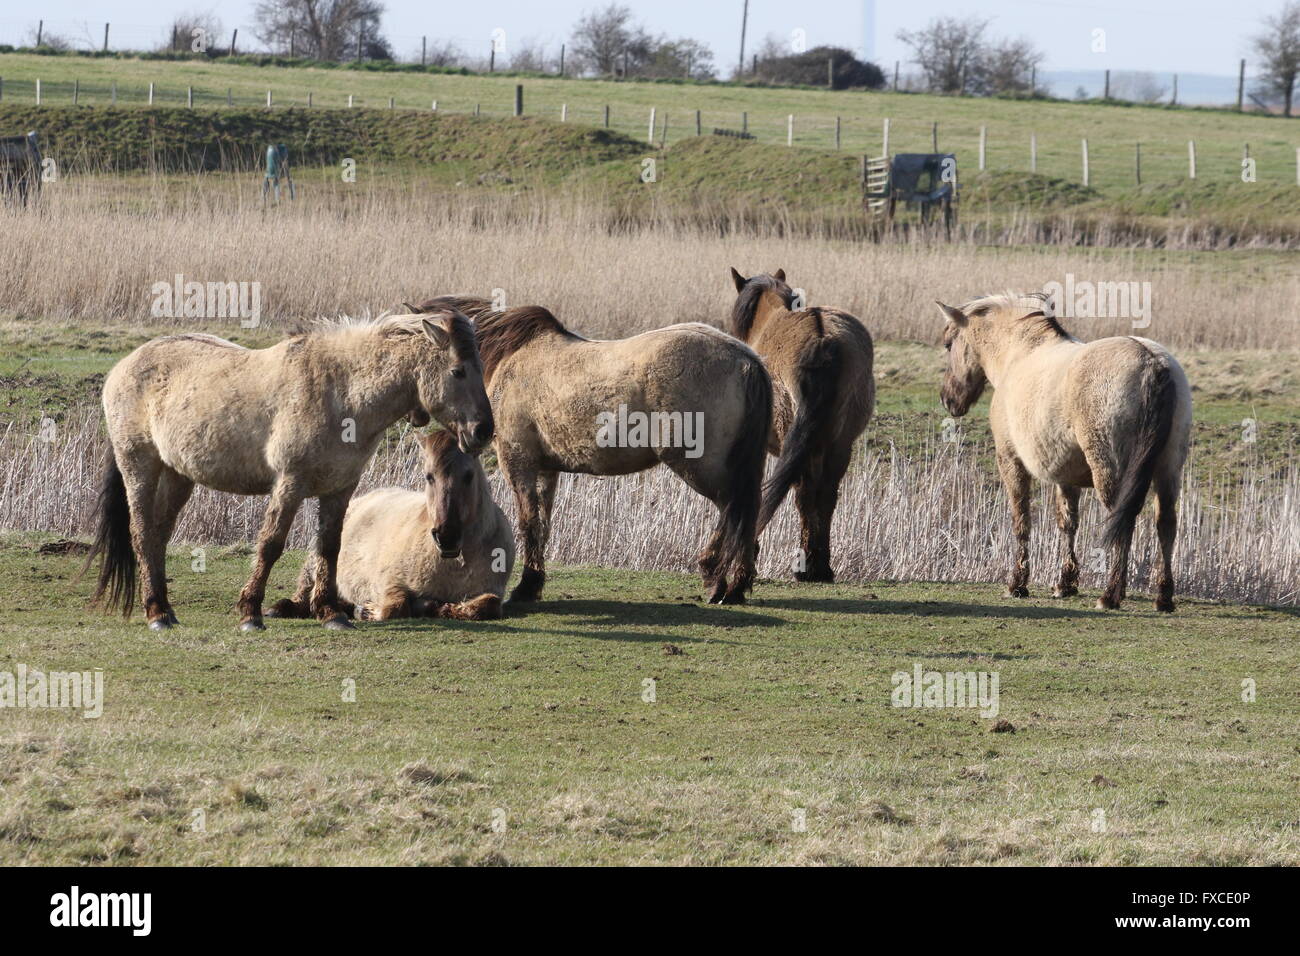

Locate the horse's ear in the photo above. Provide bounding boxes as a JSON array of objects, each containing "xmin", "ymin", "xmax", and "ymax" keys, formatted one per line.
[
  {"xmin": 403, "ymin": 301, "xmax": 421, "ymax": 314},
  {"xmin": 774, "ymin": 268, "xmax": 786, "ymax": 282},
  {"xmin": 936, "ymin": 301, "xmax": 967, "ymax": 326},
  {"xmin": 421, "ymin": 317, "xmax": 450, "ymax": 350},
  {"xmin": 729, "ymin": 267, "xmax": 747, "ymax": 292}
]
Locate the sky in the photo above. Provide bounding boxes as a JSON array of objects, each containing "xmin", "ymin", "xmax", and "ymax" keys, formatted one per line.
[{"xmin": 1, "ymin": 0, "xmax": 1284, "ymax": 77}]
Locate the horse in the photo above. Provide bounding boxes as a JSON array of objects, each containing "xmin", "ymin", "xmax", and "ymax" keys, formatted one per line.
[
  {"xmin": 936, "ymin": 292, "xmax": 1192, "ymax": 611},
  {"xmin": 413, "ymin": 295, "xmax": 773, "ymax": 605},
  {"xmin": 727, "ymin": 269, "xmax": 875, "ymax": 582},
  {"xmin": 276, "ymin": 429, "xmax": 513, "ymax": 621},
  {"xmin": 86, "ymin": 311, "xmax": 494, "ymax": 632}
]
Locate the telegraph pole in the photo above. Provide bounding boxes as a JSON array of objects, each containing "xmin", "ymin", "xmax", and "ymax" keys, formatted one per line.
[{"xmin": 738, "ymin": 0, "xmax": 749, "ymax": 77}]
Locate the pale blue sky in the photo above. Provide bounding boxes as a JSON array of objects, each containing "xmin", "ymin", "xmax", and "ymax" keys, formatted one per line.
[{"xmin": 1, "ymin": 0, "xmax": 1283, "ymax": 76}]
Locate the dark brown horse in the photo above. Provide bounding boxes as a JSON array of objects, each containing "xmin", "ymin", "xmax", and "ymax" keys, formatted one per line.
[
  {"xmin": 414, "ymin": 295, "xmax": 773, "ymax": 604},
  {"xmin": 728, "ymin": 269, "xmax": 875, "ymax": 582}
]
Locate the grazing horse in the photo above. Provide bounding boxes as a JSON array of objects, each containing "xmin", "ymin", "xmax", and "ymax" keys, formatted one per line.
[
  {"xmin": 87, "ymin": 311, "xmax": 494, "ymax": 631},
  {"xmin": 280, "ymin": 429, "xmax": 513, "ymax": 621},
  {"xmin": 728, "ymin": 269, "xmax": 875, "ymax": 582},
  {"xmin": 414, "ymin": 295, "xmax": 773, "ymax": 605},
  {"xmin": 936, "ymin": 292, "xmax": 1192, "ymax": 611}
]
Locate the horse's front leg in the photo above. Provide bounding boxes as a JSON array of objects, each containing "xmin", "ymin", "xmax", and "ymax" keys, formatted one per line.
[
  {"xmin": 997, "ymin": 446, "xmax": 1032, "ymax": 598},
  {"xmin": 1053, "ymin": 484, "xmax": 1081, "ymax": 598},
  {"xmin": 237, "ymin": 477, "xmax": 305, "ymax": 631},
  {"xmin": 505, "ymin": 462, "xmax": 547, "ymax": 603},
  {"xmin": 307, "ymin": 485, "xmax": 357, "ymax": 629}
]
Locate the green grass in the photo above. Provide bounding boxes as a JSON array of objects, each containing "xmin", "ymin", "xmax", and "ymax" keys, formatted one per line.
[
  {"xmin": 1, "ymin": 535, "xmax": 1296, "ymax": 865},
  {"xmin": 4, "ymin": 50, "xmax": 1300, "ymax": 193}
]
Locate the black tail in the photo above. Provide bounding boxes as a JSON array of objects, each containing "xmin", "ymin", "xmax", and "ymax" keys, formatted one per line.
[
  {"xmin": 84, "ymin": 447, "xmax": 136, "ymax": 616},
  {"xmin": 1100, "ymin": 360, "xmax": 1176, "ymax": 551},
  {"xmin": 715, "ymin": 356, "xmax": 774, "ymax": 589},
  {"xmin": 758, "ymin": 336, "xmax": 842, "ymax": 529}
]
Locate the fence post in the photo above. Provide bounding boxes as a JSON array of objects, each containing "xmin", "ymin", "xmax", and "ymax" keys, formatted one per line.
[
  {"xmin": 1081, "ymin": 138, "xmax": 1090, "ymax": 187},
  {"xmin": 931, "ymin": 122, "xmax": 938, "ymax": 151},
  {"xmin": 661, "ymin": 113, "xmax": 668, "ymax": 148},
  {"xmin": 787, "ymin": 114, "xmax": 794, "ymax": 146},
  {"xmin": 148, "ymin": 82, "xmax": 153, "ymax": 106},
  {"xmin": 835, "ymin": 115, "xmax": 841, "ymax": 150},
  {"xmin": 742, "ymin": 111, "xmax": 748, "ymax": 134},
  {"xmin": 348, "ymin": 94, "xmax": 354, "ymax": 108},
  {"xmin": 978, "ymin": 125, "xmax": 986, "ymax": 170},
  {"xmin": 187, "ymin": 86, "xmax": 192, "ymax": 108},
  {"xmin": 421, "ymin": 36, "xmax": 426, "ymax": 67},
  {"xmin": 1237, "ymin": 59, "xmax": 1245, "ymax": 111},
  {"xmin": 1030, "ymin": 132, "xmax": 1037, "ymax": 173},
  {"xmin": 226, "ymin": 88, "xmax": 232, "ymax": 107},
  {"xmin": 36, "ymin": 20, "xmax": 42, "ymax": 46},
  {"xmin": 307, "ymin": 91, "xmax": 312, "ymax": 107},
  {"xmin": 1030, "ymin": 65, "xmax": 1035, "ymax": 95},
  {"xmin": 561, "ymin": 103, "xmax": 567, "ymax": 121},
  {"xmin": 560, "ymin": 44, "xmax": 566, "ymax": 76},
  {"xmin": 648, "ymin": 107, "xmax": 656, "ymax": 143},
  {"xmin": 695, "ymin": 109, "xmax": 701, "ymax": 136},
  {"xmin": 73, "ymin": 79, "xmax": 79, "ymax": 105},
  {"xmin": 604, "ymin": 105, "xmax": 610, "ymax": 127},
  {"xmin": 1104, "ymin": 69, "xmax": 1110, "ymax": 99},
  {"xmin": 388, "ymin": 96, "xmax": 394, "ymax": 109},
  {"xmin": 267, "ymin": 89, "xmax": 273, "ymax": 108},
  {"xmin": 514, "ymin": 84, "xmax": 523, "ymax": 116},
  {"xmin": 1135, "ymin": 142, "xmax": 1141, "ymax": 185},
  {"xmin": 35, "ymin": 79, "xmax": 41, "ymax": 105},
  {"xmin": 432, "ymin": 100, "xmax": 437, "ymax": 111},
  {"xmin": 229, "ymin": 29, "xmax": 237, "ymax": 56},
  {"xmin": 1171, "ymin": 74, "xmax": 1178, "ymax": 106},
  {"xmin": 1188, "ymin": 139, "xmax": 1196, "ymax": 179},
  {"xmin": 103, "ymin": 23, "xmax": 110, "ymax": 53},
  {"xmin": 882, "ymin": 117, "xmax": 890, "ymax": 157},
  {"xmin": 475, "ymin": 103, "xmax": 480, "ymax": 116},
  {"xmin": 893, "ymin": 60, "xmax": 899, "ymax": 91},
  {"xmin": 1295, "ymin": 146, "xmax": 1299, "ymax": 186},
  {"xmin": 0, "ymin": 77, "xmax": 4, "ymax": 102}
]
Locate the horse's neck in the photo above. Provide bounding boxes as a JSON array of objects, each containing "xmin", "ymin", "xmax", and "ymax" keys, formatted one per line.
[
  {"xmin": 749, "ymin": 303, "xmax": 790, "ymax": 341},
  {"xmin": 329, "ymin": 333, "xmax": 419, "ymax": 430},
  {"xmin": 979, "ymin": 333, "xmax": 1075, "ymax": 389}
]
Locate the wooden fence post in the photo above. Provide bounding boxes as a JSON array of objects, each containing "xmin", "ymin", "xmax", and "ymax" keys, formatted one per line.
[
  {"xmin": 787, "ymin": 114, "xmax": 794, "ymax": 146},
  {"xmin": 348, "ymin": 94, "xmax": 354, "ymax": 108},
  {"xmin": 1104, "ymin": 69, "xmax": 1110, "ymax": 99},
  {"xmin": 742, "ymin": 111, "xmax": 748, "ymax": 134},
  {"xmin": 1188, "ymin": 140, "xmax": 1196, "ymax": 179},
  {"xmin": 187, "ymin": 86, "xmax": 192, "ymax": 108},
  {"xmin": 835, "ymin": 115, "xmax": 841, "ymax": 150},
  {"xmin": 561, "ymin": 103, "xmax": 567, "ymax": 122},
  {"xmin": 604, "ymin": 105, "xmax": 610, "ymax": 128},
  {"xmin": 267, "ymin": 89, "xmax": 273, "ymax": 108},
  {"xmin": 882, "ymin": 118, "xmax": 890, "ymax": 157},
  {"xmin": 103, "ymin": 23, "xmax": 110, "ymax": 53},
  {"xmin": 147, "ymin": 82, "xmax": 153, "ymax": 106},
  {"xmin": 1030, "ymin": 132, "xmax": 1037, "ymax": 173},
  {"xmin": 648, "ymin": 107, "xmax": 656, "ymax": 143},
  {"xmin": 73, "ymin": 79, "xmax": 79, "ymax": 105},
  {"xmin": 1237, "ymin": 59, "xmax": 1246, "ymax": 111},
  {"xmin": 1082, "ymin": 138, "xmax": 1090, "ymax": 186},
  {"xmin": 979, "ymin": 125, "xmax": 986, "ymax": 170},
  {"xmin": 931, "ymin": 122, "xmax": 938, "ymax": 152},
  {"xmin": 695, "ymin": 109, "xmax": 701, "ymax": 136},
  {"xmin": 514, "ymin": 84, "xmax": 523, "ymax": 117},
  {"xmin": 1135, "ymin": 142, "xmax": 1141, "ymax": 185}
]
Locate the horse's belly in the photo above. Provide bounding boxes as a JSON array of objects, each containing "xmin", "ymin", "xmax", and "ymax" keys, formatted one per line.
[{"xmin": 1019, "ymin": 438, "xmax": 1092, "ymax": 488}]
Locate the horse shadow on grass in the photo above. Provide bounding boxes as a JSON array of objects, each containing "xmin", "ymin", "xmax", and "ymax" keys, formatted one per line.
[
  {"xmin": 364, "ymin": 598, "xmax": 784, "ymax": 645},
  {"xmin": 752, "ymin": 596, "xmax": 1111, "ymax": 620}
]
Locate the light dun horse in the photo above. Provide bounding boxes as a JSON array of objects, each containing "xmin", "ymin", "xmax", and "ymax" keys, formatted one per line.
[
  {"xmin": 415, "ymin": 295, "xmax": 773, "ymax": 605},
  {"xmin": 728, "ymin": 269, "xmax": 875, "ymax": 582},
  {"xmin": 937, "ymin": 292, "xmax": 1191, "ymax": 611},
  {"xmin": 278, "ymin": 429, "xmax": 513, "ymax": 621},
  {"xmin": 87, "ymin": 311, "xmax": 493, "ymax": 631}
]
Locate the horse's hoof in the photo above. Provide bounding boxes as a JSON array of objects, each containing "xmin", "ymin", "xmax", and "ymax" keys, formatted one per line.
[
  {"xmin": 323, "ymin": 615, "xmax": 355, "ymax": 630},
  {"xmin": 239, "ymin": 618, "xmax": 266, "ymax": 632},
  {"xmin": 1154, "ymin": 599, "xmax": 1176, "ymax": 613},
  {"xmin": 508, "ymin": 588, "xmax": 540, "ymax": 604},
  {"xmin": 718, "ymin": 591, "xmax": 747, "ymax": 605},
  {"xmin": 1053, "ymin": 586, "xmax": 1078, "ymax": 598},
  {"xmin": 1006, "ymin": 586, "xmax": 1029, "ymax": 598},
  {"xmin": 148, "ymin": 618, "xmax": 172, "ymax": 631},
  {"xmin": 1095, "ymin": 597, "xmax": 1120, "ymax": 611}
]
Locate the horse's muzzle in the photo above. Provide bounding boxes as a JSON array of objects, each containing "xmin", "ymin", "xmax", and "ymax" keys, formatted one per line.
[
  {"xmin": 459, "ymin": 419, "xmax": 494, "ymax": 453},
  {"xmin": 431, "ymin": 528, "xmax": 462, "ymax": 561}
]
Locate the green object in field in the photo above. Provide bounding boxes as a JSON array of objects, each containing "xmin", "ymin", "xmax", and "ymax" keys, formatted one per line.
[{"xmin": 265, "ymin": 143, "xmax": 286, "ymax": 179}]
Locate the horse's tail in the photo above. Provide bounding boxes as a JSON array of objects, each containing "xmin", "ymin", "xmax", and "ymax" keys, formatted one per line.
[
  {"xmin": 83, "ymin": 446, "xmax": 136, "ymax": 616},
  {"xmin": 716, "ymin": 355, "xmax": 774, "ymax": 590},
  {"xmin": 1100, "ymin": 355, "xmax": 1176, "ymax": 551},
  {"xmin": 758, "ymin": 335, "xmax": 842, "ymax": 530}
]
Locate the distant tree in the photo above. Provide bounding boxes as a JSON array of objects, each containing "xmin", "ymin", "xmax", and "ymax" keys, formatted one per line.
[
  {"xmin": 162, "ymin": 12, "xmax": 224, "ymax": 54},
  {"xmin": 976, "ymin": 37, "xmax": 1043, "ymax": 94},
  {"xmin": 253, "ymin": 0, "xmax": 386, "ymax": 61},
  {"xmin": 897, "ymin": 16, "xmax": 989, "ymax": 94},
  {"xmin": 1110, "ymin": 71, "xmax": 1169, "ymax": 104},
  {"xmin": 418, "ymin": 38, "xmax": 462, "ymax": 68},
  {"xmin": 1251, "ymin": 0, "xmax": 1300, "ymax": 115},
  {"xmin": 756, "ymin": 45, "xmax": 885, "ymax": 89},
  {"xmin": 510, "ymin": 37, "xmax": 548, "ymax": 72},
  {"xmin": 571, "ymin": 3, "xmax": 644, "ymax": 74},
  {"xmin": 641, "ymin": 37, "xmax": 716, "ymax": 80},
  {"xmin": 26, "ymin": 26, "xmax": 72, "ymax": 51}
]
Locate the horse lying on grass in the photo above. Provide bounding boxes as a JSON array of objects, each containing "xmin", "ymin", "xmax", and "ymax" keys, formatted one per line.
[
  {"xmin": 414, "ymin": 295, "xmax": 773, "ymax": 605},
  {"xmin": 937, "ymin": 292, "xmax": 1192, "ymax": 611},
  {"xmin": 271, "ymin": 429, "xmax": 513, "ymax": 621},
  {"xmin": 86, "ymin": 311, "xmax": 494, "ymax": 632}
]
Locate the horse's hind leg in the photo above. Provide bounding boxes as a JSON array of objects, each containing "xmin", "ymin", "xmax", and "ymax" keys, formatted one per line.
[
  {"xmin": 1153, "ymin": 472, "xmax": 1179, "ymax": 613},
  {"xmin": 237, "ymin": 477, "xmax": 304, "ymax": 632},
  {"xmin": 506, "ymin": 465, "xmax": 554, "ymax": 603},
  {"xmin": 1052, "ymin": 485, "xmax": 1081, "ymax": 598},
  {"xmin": 997, "ymin": 446, "xmax": 1033, "ymax": 598},
  {"xmin": 796, "ymin": 446, "xmax": 850, "ymax": 584},
  {"xmin": 150, "ymin": 467, "xmax": 194, "ymax": 625},
  {"xmin": 120, "ymin": 452, "xmax": 172, "ymax": 629}
]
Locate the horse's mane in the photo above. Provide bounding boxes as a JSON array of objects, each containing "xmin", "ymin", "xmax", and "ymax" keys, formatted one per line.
[
  {"xmin": 471, "ymin": 306, "xmax": 580, "ymax": 381},
  {"xmin": 310, "ymin": 311, "xmax": 480, "ymax": 359},
  {"xmin": 960, "ymin": 291, "xmax": 1069, "ymax": 340},
  {"xmin": 422, "ymin": 427, "xmax": 461, "ymax": 462},
  {"xmin": 730, "ymin": 275, "xmax": 796, "ymax": 341}
]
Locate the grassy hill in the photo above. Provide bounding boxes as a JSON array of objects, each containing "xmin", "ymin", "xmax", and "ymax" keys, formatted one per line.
[{"xmin": 4, "ymin": 50, "xmax": 1300, "ymax": 193}]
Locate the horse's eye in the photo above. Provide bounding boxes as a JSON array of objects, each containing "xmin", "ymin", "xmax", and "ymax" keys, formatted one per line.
[
  {"xmin": 450, "ymin": 366, "xmax": 466, "ymax": 379},
  {"xmin": 425, "ymin": 473, "xmax": 434, "ymax": 483}
]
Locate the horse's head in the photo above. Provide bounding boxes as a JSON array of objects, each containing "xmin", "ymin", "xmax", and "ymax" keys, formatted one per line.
[
  {"xmin": 936, "ymin": 301, "xmax": 988, "ymax": 417},
  {"xmin": 407, "ymin": 309, "xmax": 494, "ymax": 454},
  {"xmin": 728, "ymin": 268, "xmax": 797, "ymax": 340},
  {"xmin": 418, "ymin": 429, "xmax": 483, "ymax": 561}
]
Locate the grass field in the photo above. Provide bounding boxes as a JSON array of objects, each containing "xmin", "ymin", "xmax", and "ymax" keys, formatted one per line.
[
  {"xmin": 3, "ymin": 51, "xmax": 1300, "ymax": 193},
  {"xmin": 1, "ymin": 535, "xmax": 1296, "ymax": 865}
]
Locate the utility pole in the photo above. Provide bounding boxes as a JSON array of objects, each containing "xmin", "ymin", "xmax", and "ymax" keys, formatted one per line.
[
  {"xmin": 1237, "ymin": 58, "xmax": 1246, "ymax": 111},
  {"xmin": 738, "ymin": 0, "xmax": 749, "ymax": 78}
]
